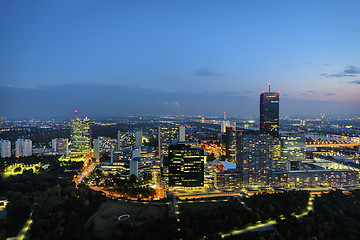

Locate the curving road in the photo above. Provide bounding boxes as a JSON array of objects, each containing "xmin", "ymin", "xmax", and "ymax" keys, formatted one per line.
[{"xmin": 221, "ymin": 195, "xmax": 315, "ymax": 238}]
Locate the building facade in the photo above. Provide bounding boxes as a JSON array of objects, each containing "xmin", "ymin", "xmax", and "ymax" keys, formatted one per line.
[
  {"xmin": 272, "ymin": 169, "xmax": 358, "ymax": 188},
  {"xmin": 158, "ymin": 126, "xmax": 179, "ymax": 157},
  {"xmin": 0, "ymin": 140, "xmax": 11, "ymax": 158},
  {"xmin": 281, "ymin": 133, "xmax": 306, "ymax": 162},
  {"xmin": 51, "ymin": 138, "xmax": 69, "ymax": 155},
  {"xmin": 117, "ymin": 131, "xmax": 136, "ymax": 150},
  {"xmin": 70, "ymin": 118, "xmax": 92, "ymax": 153},
  {"xmin": 260, "ymin": 90, "xmax": 279, "ymax": 140},
  {"xmin": 168, "ymin": 142, "xmax": 205, "ymax": 188},
  {"xmin": 215, "ymin": 170, "xmax": 240, "ymax": 190},
  {"xmin": 225, "ymin": 127, "xmax": 237, "ymax": 161},
  {"xmin": 237, "ymin": 133, "xmax": 273, "ymax": 187},
  {"xmin": 93, "ymin": 137, "xmax": 117, "ymax": 160},
  {"xmin": 130, "ymin": 157, "xmax": 161, "ymax": 182},
  {"xmin": 15, "ymin": 139, "xmax": 32, "ymax": 157}
]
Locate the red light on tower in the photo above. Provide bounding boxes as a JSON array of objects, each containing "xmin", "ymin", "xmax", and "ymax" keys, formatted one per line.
[{"xmin": 74, "ymin": 110, "xmax": 78, "ymax": 113}]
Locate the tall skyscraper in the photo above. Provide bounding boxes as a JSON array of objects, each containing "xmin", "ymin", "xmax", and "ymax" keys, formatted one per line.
[
  {"xmin": 70, "ymin": 118, "xmax": 92, "ymax": 153},
  {"xmin": 0, "ymin": 140, "xmax": 11, "ymax": 158},
  {"xmin": 236, "ymin": 133, "xmax": 273, "ymax": 187},
  {"xmin": 15, "ymin": 139, "xmax": 32, "ymax": 157},
  {"xmin": 260, "ymin": 84, "xmax": 279, "ymax": 140},
  {"xmin": 168, "ymin": 142, "xmax": 205, "ymax": 188},
  {"xmin": 225, "ymin": 127, "xmax": 237, "ymax": 161},
  {"xmin": 179, "ymin": 125, "xmax": 186, "ymax": 142},
  {"xmin": 158, "ymin": 126, "xmax": 179, "ymax": 157},
  {"xmin": 135, "ymin": 130, "xmax": 143, "ymax": 148},
  {"xmin": 221, "ymin": 112, "xmax": 236, "ymax": 133}
]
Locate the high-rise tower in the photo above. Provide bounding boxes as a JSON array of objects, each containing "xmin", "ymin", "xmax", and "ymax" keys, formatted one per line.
[
  {"xmin": 158, "ymin": 126, "xmax": 180, "ymax": 157},
  {"xmin": 70, "ymin": 117, "xmax": 92, "ymax": 153},
  {"xmin": 15, "ymin": 139, "xmax": 32, "ymax": 157},
  {"xmin": 236, "ymin": 132, "xmax": 273, "ymax": 187},
  {"xmin": 0, "ymin": 140, "xmax": 11, "ymax": 158},
  {"xmin": 260, "ymin": 84, "xmax": 279, "ymax": 140}
]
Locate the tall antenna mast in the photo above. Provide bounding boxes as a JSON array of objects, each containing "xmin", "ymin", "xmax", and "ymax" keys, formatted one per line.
[
  {"xmin": 268, "ymin": 83, "xmax": 271, "ymax": 92},
  {"xmin": 224, "ymin": 112, "xmax": 226, "ymax": 120}
]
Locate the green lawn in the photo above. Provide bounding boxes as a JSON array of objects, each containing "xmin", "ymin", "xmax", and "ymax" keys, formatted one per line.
[{"xmin": 179, "ymin": 200, "xmax": 234, "ymax": 213}]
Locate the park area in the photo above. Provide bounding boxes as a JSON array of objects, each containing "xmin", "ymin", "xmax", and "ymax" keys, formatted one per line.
[{"xmin": 86, "ymin": 200, "xmax": 170, "ymax": 239}]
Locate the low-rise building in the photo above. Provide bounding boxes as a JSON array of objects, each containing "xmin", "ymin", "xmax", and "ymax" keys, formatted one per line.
[
  {"xmin": 215, "ymin": 170, "xmax": 240, "ymax": 190},
  {"xmin": 272, "ymin": 169, "xmax": 358, "ymax": 188}
]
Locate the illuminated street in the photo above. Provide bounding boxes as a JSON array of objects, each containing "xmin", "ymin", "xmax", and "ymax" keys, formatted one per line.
[
  {"xmin": 7, "ymin": 215, "xmax": 33, "ymax": 240},
  {"xmin": 221, "ymin": 195, "xmax": 315, "ymax": 238},
  {"xmin": 73, "ymin": 152, "xmax": 97, "ymax": 186}
]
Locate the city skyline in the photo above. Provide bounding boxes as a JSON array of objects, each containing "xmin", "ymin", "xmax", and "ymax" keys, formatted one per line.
[{"xmin": 1, "ymin": 1, "xmax": 360, "ymax": 118}]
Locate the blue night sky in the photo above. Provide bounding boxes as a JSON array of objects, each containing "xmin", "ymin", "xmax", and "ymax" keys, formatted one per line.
[{"xmin": 1, "ymin": 0, "xmax": 360, "ymax": 118}]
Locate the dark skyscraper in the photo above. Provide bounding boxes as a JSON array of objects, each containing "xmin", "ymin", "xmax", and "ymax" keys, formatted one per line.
[
  {"xmin": 168, "ymin": 142, "xmax": 205, "ymax": 188},
  {"xmin": 260, "ymin": 84, "xmax": 280, "ymax": 139}
]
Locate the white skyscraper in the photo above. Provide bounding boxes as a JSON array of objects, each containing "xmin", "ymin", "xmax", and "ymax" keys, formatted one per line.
[
  {"xmin": 179, "ymin": 125, "xmax": 186, "ymax": 142},
  {"xmin": 221, "ymin": 120, "xmax": 230, "ymax": 133},
  {"xmin": 15, "ymin": 139, "xmax": 32, "ymax": 157},
  {"xmin": 0, "ymin": 140, "xmax": 11, "ymax": 158},
  {"xmin": 135, "ymin": 130, "xmax": 143, "ymax": 148}
]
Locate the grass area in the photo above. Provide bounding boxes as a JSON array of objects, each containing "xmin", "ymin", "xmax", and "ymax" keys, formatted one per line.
[
  {"xmin": 179, "ymin": 200, "xmax": 232, "ymax": 213},
  {"xmin": 86, "ymin": 200, "xmax": 167, "ymax": 239}
]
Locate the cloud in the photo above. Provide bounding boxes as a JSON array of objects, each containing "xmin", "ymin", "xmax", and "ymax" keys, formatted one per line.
[
  {"xmin": 307, "ymin": 90, "xmax": 315, "ymax": 93},
  {"xmin": 194, "ymin": 67, "xmax": 222, "ymax": 77},
  {"xmin": 323, "ymin": 63, "xmax": 331, "ymax": 66},
  {"xmin": 349, "ymin": 80, "xmax": 360, "ymax": 84},
  {"xmin": 321, "ymin": 73, "xmax": 356, "ymax": 78},
  {"xmin": 325, "ymin": 93, "xmax": 336, "ymax": 96},
  {"xmin": 322, "ymin": 65, "xmax": 360, "ymax": 78},
  {"xmin": 164, "ymin": 101, "xmax": 181, "ymax": 108},
  {"xmin": 0, "ymin": 83, "xmax": 14, "ymax": 88},
  {"xmin": 343, "ymin": 66, "xmax": 360, "ymax": 74}
]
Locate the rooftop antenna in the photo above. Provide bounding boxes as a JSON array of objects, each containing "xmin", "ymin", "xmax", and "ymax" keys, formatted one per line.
[
  {"xmin": 74, "ymin": 109, "xmax": 78, "ymax": 119},
  {"xmin": 224, "ymin": 112, "xmax": 226, "ymax": 120},
  {"xmin": 268, "ymin": 83, "xmax": 271, "ymax": 92}
]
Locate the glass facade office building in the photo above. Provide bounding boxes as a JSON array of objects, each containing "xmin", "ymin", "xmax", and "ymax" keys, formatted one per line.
[
  {"xmin": 260, "ymin": 91, "xmax": 279, "ymax": 140},
  {"xmin": 281, "ymin": 133, "xmax": 306, "ymax": 162},
  {"xmin": 70, "ymin": 118, "xmax": 92, "ymax": 153},
  {"xmin": 168, "ymin": 143, "xmax": 205, "ymax": 188}
]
